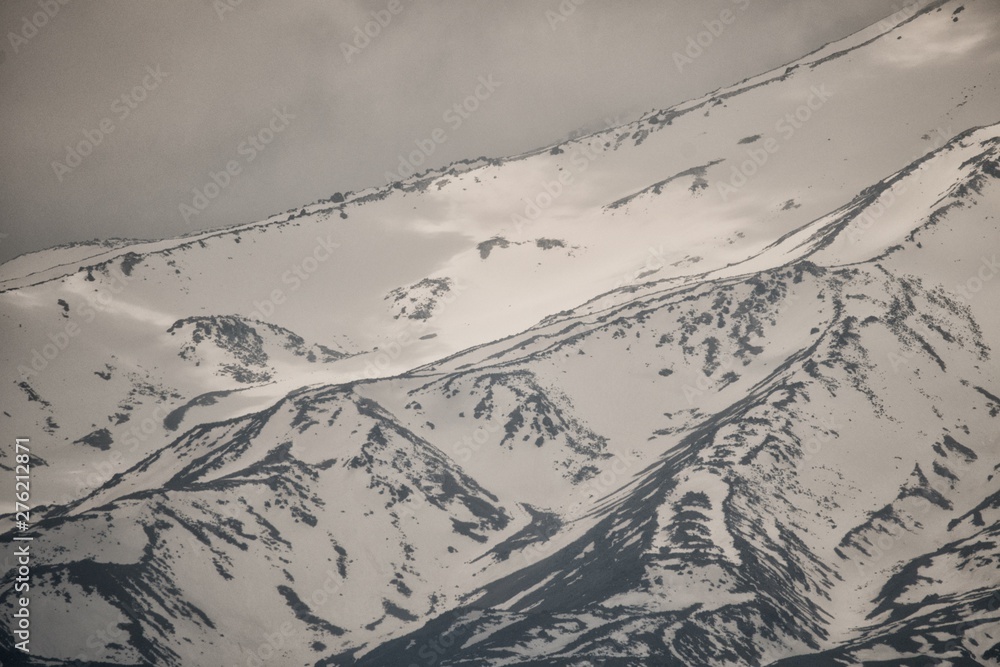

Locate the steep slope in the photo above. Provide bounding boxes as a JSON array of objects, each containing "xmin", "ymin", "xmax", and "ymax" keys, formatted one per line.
[
  {"xmin": 340, "ymin": 140, "xmax": 1000, "ymax": 664},
  {"xmin": 2, "ymin": 118, "xmax": 998, "ymax": 664}
]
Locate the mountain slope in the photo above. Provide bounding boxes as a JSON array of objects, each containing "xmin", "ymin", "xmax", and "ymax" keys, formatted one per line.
[{"xmin": 1, "ymin": 1, "xmax": 1000, "ymax": 665}]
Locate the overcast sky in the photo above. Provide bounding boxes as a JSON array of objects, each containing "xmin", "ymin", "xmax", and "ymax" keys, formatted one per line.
[{"xmin": 0, "ymin": 0, "xmax": 907, "ymax": 264}]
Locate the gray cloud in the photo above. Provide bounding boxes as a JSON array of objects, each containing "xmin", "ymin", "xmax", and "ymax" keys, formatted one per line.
[{"xmin": 0, "ymin": 0, "xmax": 907, "ymax": 263}]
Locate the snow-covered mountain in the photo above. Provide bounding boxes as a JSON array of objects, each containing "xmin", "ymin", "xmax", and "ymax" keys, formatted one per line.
[{"xmin": 2, "ymin": 0, "xmax": 1000, "ymax": 664}]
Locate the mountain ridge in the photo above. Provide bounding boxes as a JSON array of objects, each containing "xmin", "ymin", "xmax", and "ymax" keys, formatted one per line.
[{"xmin": 2, "ymin": 1, "xmax": 1000, "ymax": 664}]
